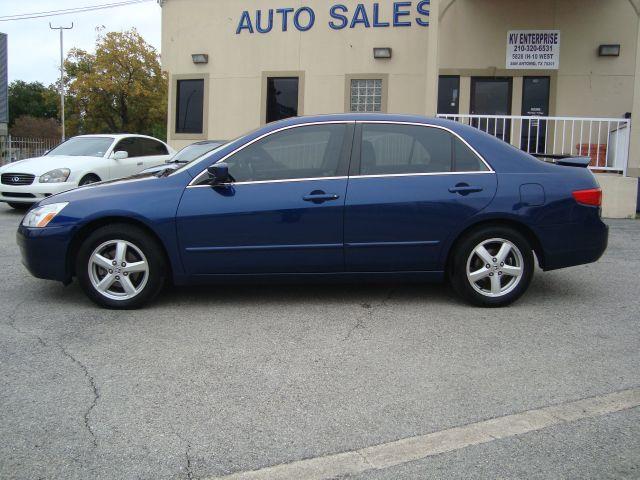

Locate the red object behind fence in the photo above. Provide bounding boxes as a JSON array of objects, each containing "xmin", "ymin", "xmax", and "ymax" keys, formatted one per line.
[{"xmin": 576, "ymin": 143, "xmax": 607, "ymax": 167}]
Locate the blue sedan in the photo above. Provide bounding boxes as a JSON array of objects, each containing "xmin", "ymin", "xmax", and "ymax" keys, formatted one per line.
[{"xmin": 16, "ymin": 114, "xmax": 608, "ymax": 309}]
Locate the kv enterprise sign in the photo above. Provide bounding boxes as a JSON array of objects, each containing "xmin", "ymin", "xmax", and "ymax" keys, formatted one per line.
[{"xmin": 236, "ymin": 1, "xmax": 431, "ymax": 34}]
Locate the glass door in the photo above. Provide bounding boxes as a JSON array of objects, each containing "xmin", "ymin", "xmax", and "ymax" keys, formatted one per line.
[
  {"xmin": 521, "ymin": 77, "xmax": 550, "ymax": 153},
  {"xmin": 437, "ymin": 76, "xmax": 460, "ymax": 115},
  {"xmin": 470, "ymin": 77, "xmax": 513, "ymax": 142}
]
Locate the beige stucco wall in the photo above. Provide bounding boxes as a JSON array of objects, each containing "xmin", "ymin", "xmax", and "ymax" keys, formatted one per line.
[
  {"xmin": 595, "ymin": 173, "xmax": 639, "ymax": 218},
  {"xmin": 162, "ymin": 0, "xmax": 438, "ymax": 147}
]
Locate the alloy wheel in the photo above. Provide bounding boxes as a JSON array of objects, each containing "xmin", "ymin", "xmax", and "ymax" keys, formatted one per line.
[
  {"xmin": 88, "ymin": 240, "xmax": 149, "ymax": 301},
  {"xmin": 465, "ymin": 238, "xmax": 524, "ymax": 298}
]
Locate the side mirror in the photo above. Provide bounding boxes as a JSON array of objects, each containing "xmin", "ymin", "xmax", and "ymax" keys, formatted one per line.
[
  {"xmin": 113, "ymin": 150, "xmax": 128, "ymax": 160},
  {"xmin": 207, "ymin": 162, "xmax": 230, "ymax": 184}
]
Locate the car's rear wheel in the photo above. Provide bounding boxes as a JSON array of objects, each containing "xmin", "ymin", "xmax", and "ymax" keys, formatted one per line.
[
  {"xmin": 450, "ymin": 226, "xmax": 534, "ymax": 307},
  {"xmin": 8, "ymin": 202, "xmax": 30, "ymax": 210},
  {"xmin": 76, "ymin": 224, "xmax": 166, "ymax": 309}
]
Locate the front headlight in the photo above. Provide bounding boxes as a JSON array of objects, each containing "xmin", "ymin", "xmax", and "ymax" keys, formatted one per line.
[
  {"xmin": 22, "ymin": 202, "xmax": 69, "ymax": 228},
  {"xmin": 39, "ymin": 168, "xmax": 70, "ymax": 183}
]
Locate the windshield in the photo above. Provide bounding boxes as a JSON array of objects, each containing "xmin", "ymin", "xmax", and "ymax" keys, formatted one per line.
[
  {"xmin": 47, "ymin": 137, "xmax": 114, "ymax": 157},
  {"xmin": 171, "ymin": 143, "xmax": 222, "ymax": 163}
]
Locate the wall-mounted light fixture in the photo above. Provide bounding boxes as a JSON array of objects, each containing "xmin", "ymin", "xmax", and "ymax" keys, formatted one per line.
[
  {"xmin": 191, "ymin": 53, "xmax": 209, "ymax": 64},
  {"xmin": 598, "ymin": 44, "xmax": 620, "ymax": 57},
  {"xmin": 373, "ymin": 47, "xmax": 392, "ymax": 59}
]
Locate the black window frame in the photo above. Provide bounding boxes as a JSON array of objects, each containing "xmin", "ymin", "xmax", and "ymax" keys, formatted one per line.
[{"xmin": 175, "ymin": 78, "xmax": 205, "ymax": 134}]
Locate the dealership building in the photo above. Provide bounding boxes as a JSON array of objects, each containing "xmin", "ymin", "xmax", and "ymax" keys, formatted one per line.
[{"xmin": 160, "ymin": 0, "xmax": 640, "ymax": 216}]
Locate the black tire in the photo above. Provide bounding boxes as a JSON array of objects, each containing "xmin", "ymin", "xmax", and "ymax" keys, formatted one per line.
[
  {"xmin": 76, "ymin": 224, "xmax": 167, "ymax": 309},
  {"xmin": 79, "ymin": 174, "xmax": 100, "ymax": 186},
  {"xmin": 8, "ymin": 202, "xmax": 30, "ymax": 210},
  {"xmin": 449, "ymin": 225, "xmax": 534, "ymax": 307}
]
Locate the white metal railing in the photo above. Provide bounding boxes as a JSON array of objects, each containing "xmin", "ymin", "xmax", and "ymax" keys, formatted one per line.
[
  {"xmin": 0, "ymin": 136, "xmax": 60, "ymax": 166},
  {"xmin": 437, "ymin": 114, "xmax": 631, "ymax": 175}
]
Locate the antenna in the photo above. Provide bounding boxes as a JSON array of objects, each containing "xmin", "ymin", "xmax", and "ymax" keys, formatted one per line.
[{"xmin": 49, "ymin": 23, "xmax": 73, "ymax": 142}]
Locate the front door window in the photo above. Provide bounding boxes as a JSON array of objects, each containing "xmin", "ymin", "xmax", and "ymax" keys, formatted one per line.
[{"xmin": 225, "ymin": 124, "xmax": 347, "ymax": 182}]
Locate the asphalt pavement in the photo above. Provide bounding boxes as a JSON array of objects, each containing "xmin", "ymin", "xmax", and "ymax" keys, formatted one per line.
[{"xmin": 0, "ymin": 203, "xmax": 638, "ymax": 479}]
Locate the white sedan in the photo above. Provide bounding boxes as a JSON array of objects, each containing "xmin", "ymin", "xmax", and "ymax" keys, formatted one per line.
[{"xmin": 0, "ymin": 134, "xmax": 174, "ymax": 209}]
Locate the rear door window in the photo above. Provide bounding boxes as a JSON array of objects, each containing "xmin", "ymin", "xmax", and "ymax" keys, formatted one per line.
[
  {"xmin": 359, "ymin": 124, "xmax": 487, "ymax": 175},
  {"xmin": 454, "ymin": 138, "xmax": 488, "ymax": 172},
  {"xmin": 360, "ymin": 124, "xmax": 453, "ymax": 175}
]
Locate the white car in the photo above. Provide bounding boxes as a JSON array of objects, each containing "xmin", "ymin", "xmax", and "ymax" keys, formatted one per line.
[{"xmin": 0, "ymin": 134, "xmax": 174, "ymax": 209}]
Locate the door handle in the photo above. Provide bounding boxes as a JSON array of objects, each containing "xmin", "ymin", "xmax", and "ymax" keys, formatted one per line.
[
  {"xmin": 303, "ymin": 193, "xmax": 340, "ymax": 203},
  {"xmin": 448, "ymin": 184, "xmax": 484, "ymax": 195}
]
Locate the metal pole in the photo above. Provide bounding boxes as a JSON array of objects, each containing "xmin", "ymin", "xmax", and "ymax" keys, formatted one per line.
[{"xmin": 49, "ymin": 23, "xmax": 73, "ymax": 142}]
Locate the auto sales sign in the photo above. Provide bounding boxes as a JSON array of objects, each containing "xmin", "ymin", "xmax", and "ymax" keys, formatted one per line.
[{"xmin": 506, "ymin": 30, "xmax": 560, "ymax": 69}]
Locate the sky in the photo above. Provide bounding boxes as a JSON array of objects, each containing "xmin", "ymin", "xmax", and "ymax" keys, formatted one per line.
[{"xmin": 0, "ymin": 0, "xmax": 161, "ymax": 85}]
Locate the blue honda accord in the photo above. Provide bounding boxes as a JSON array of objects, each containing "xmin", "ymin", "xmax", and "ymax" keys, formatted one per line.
[{"xmin": 17, "ymin": 114, "xmax": 607, "ymax": 309}]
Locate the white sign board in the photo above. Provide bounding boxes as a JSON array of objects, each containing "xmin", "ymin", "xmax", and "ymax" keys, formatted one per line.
[{"xmin": 506, "ymin": 30, "xmax": 560, "ymax": 70}]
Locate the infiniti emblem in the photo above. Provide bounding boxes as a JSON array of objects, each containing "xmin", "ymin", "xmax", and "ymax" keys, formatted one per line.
[{"xmin": 12, "ymin": 176, "xmax": 20, "ymax": 183}]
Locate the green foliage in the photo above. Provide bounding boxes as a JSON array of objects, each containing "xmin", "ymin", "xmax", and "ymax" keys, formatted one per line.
[
  {"xmin": 10, "ymin": 115, "xmax": 60, "ymax": 138},
  {"xmin": 64, "ymin": 28, "xmax": 167, "ymax": 140},
  {"xmin": 8, "ymin": 81, "xmax": 59, "ymax": 127}
]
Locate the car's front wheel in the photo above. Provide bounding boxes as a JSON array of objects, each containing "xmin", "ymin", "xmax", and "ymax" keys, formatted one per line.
[
  {"xmin": 450, "ymin": 226, "xmax": 534, "ymax": 307},
  {"xmin": 79, "ymin": 174, "xmax": 100, "ymax": 186},
  {"xmin": 76, "ymin": 224, "xmax": 166, "ymax": 309}
]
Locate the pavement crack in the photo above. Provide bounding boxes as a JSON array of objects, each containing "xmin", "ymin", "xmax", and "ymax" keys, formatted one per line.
[
  {"xmin": 355, "ymin": 450, "xmax": 375, "ymax": 469},
  {"xmin": 4, "ymin": 299, "xmax": 48, "ymax": 347},
  {"xmin": 186, "ymin": 443, "xmax": 194, "ymax": 480},
  {"xmin": 170, "ymin": 427, "xmax": 195, "ymax": 479},
  {"xmin": 59, "ymin": 346, "xmax": 100, "ymax": 448},
  {"xmin": 343, "ymin": 288, "xmax": 395, "ymax": 341}
]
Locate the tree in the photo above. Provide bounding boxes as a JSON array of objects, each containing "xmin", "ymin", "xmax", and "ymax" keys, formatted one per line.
[
  {"xmin": 10, "ymin": 115, "xmax": 60, "ymax": 138},
  {"xmin": 8, "ymin": 81, "xmax": 59, "ymax": 127},
  {"xmin": 64, "ymin": 29, "xmax": 167, "ymax": 139}
]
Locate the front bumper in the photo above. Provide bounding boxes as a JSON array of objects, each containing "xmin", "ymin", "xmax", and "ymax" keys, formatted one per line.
[
  {"xmin": 17, "ymin": 224, "xmax": 74, "ymax": 283},
  {"xmin": 1, "ymin": 182, "xmax": 79, "ymax": 204}
]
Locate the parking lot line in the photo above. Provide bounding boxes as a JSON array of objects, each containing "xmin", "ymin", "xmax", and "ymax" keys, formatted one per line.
[{"xmin": 208, "ymin": 387, "xmax": 640, "ymax": 480}]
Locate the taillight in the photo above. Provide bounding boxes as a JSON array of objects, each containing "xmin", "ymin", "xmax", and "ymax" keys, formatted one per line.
[{"xmin": 572, "ymin": 188, "xmax": 602, "ymax": 207}]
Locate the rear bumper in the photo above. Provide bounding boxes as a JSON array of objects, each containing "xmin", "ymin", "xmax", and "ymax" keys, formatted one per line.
[
  {"xmin": 1, "ymin": 182, "xmax": 79, "ymax": 204},
  {"xmin": 17, "ymin": 225, "xmax": 73, "ymax": 283},
  {"xmin": 537, "ymin": 216, "xmax": 609, "ymax": 271}
]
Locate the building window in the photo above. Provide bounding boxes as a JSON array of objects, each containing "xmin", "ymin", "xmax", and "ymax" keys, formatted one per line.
[
  {"xmin": 266, "ymin": 77, "xmax": 299, "ymax": 123},
  {"xmin": 175, "ymin": 79, "xmax": 204, "ymax": 134},
  {"xmin": 350, "ymin": 79, "xmax": 383, "ymax": 112}
]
